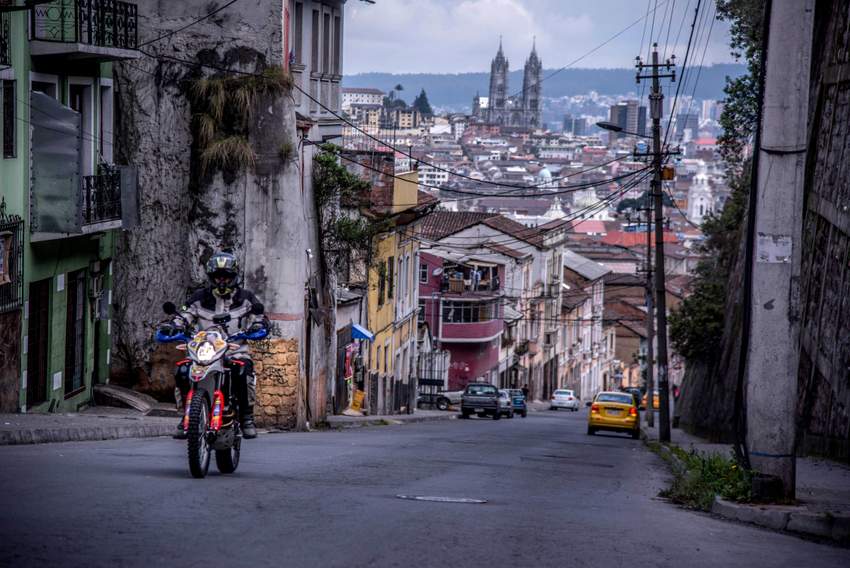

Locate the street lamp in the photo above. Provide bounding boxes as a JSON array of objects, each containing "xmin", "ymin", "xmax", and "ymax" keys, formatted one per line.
[{"xmin": 596, "ymin": 121, "xmax": 652, "ymax": 140}]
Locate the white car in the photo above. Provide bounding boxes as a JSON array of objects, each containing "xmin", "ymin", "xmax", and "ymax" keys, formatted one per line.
[{"xmin": 550, "ymin": 389, "xmax": 580, "ymax": 411}]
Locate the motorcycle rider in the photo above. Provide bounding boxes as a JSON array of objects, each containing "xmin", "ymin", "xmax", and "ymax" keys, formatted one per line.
[{"xmin": 171, "ymin": 251, "xmax": 267, "ymax": 440}]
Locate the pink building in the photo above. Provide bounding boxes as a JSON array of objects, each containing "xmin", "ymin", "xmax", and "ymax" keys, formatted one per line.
[{"xmin": 419, "ymin": 251, "xmax": 505, "ymax": 391}]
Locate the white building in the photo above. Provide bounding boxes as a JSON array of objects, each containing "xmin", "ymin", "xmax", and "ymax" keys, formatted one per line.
[
  {"xmin": 342, "ymin": 87, "xmax": 384, "ymax": 112},
  {"xmin": 687, "ymin": 163, "xmax": 714, "ymax": 225}
]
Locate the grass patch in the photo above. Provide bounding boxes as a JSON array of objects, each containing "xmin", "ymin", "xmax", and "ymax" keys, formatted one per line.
[{"xmin": 653, "ymin": 444, "xmax": 752, "ymax": 510}]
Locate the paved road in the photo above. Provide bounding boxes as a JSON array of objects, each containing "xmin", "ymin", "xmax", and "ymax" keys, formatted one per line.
[{"xmin": 1, "ymin": 410, "xmax": 845, "ymax": 567}]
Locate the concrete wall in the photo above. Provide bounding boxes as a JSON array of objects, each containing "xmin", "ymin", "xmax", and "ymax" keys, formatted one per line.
[{"xmin": 113, "ymin": 1, "xmax": 322, "ymax": 427}]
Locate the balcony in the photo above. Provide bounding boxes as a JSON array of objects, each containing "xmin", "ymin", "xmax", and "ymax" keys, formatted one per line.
[
  {"xmin": 82, "ymin": 165, "xmax": 122, "ymax": 230},
  {"xmin": 30, "ymin": 0, "xmax": 140, "ymax": 61},
  {"xmin": 1, "ymin": 12, "xmax": 10, "ymax": 68},
  {"xmin": 439, "ymin": 298, "xmax": 503, "ymax": 343}
]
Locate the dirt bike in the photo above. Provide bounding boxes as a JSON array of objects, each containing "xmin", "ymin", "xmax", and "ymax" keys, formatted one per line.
[{"xmin": 156, "ymin": 302, "xmax": 267, "ymax": 478}]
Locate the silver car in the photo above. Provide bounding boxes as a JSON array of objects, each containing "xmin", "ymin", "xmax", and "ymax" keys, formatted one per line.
[
  {"xmin": 498, "ymin": 389, "xmax": 515, "ymax": 418},
  {"xmin": 550, "ymin": 389, "xmax": 580, "ymax": 411}
]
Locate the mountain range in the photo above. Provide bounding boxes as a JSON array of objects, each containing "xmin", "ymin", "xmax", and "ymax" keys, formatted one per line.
[{"xmin": 343, "ymin": 64, "xmax": 746, "ymax": 111}]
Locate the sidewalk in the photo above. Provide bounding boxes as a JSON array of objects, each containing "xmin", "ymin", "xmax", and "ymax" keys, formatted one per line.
[
  {"xmin": 0, "ymin": 407, "xmax": 176, "ymax": 446},
  {"xmin": 325, "ymin": 409, "xmax": 455, "ymax": 429},
  {"xmin": 642, "ymin": 420, "xmax": 850, "ymax": 543}
]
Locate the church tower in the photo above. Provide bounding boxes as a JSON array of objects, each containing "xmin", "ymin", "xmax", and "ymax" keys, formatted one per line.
[
  {"xmin": 488, "ymin": 37, "xmax": 509, "ymax": 123},
  {"xmin": 522, "ymin": 39, "xmax": 543, "ymax": 128}
]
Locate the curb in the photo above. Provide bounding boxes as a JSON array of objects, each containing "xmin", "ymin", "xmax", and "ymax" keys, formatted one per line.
[
  {"xmin": 712, "ymin": 497, "xmax": 850, "ymax": 543},
  {"xmin": 0, "ymin": 423, "xmax": 174, "ymax": 446},
  {"xmin": 640, "ymin": 427, "xmax": 850, "ymax": 545},
  {"xmin": 326, "ymin": 413, "xmax": 457, "ymax": 429}
]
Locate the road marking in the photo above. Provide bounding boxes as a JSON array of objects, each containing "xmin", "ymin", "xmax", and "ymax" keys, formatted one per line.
[{"xmin": 396, "ymin": 495, "xmax": 487, "ymax": 504}]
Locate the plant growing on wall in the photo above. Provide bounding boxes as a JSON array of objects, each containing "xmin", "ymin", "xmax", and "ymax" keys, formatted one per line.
[
  {"xmin": 312, "ymin": 145, "xmax": 390, "ymax": 281},
  {"xmin": 190, "ymin": 67, "xmax": 293, "ymax": 177}
]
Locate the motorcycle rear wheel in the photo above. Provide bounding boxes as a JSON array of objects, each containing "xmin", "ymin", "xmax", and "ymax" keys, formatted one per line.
[
  {"xmin": 187, "ymin": 391, "xmax": 211, "ymax": 479},
  {"xmin": 215, "ymin": 437, "xmax": 241, "ymax": 474}
]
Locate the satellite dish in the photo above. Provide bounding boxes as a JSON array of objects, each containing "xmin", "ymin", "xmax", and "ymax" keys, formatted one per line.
[{"xmin": 432, "ymin": 267, "xmax": 443, "ymax": 276}]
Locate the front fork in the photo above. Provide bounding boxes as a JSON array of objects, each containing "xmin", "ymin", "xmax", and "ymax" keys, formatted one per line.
[{"xmin": 179, "ymin": 368, "xmax": 233, "ymax": 433}]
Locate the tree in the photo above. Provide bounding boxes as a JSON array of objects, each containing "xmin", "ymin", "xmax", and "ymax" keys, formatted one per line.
[
  {"xmin": 412, "ymin": 88, "xmax": 434, "ymax": 117},
  {"xmin": 670, "ymin": 0, "xmax": 765, "ymax": 362}
]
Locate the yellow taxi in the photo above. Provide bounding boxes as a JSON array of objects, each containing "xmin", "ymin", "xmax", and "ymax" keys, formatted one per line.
[
  {"xmin": 587, "ymin": 391, "xmax": 640, "ymax": 439},
  {"xmin": 640, "ymin": 390, "xmax": 660, "ymax": 410}
]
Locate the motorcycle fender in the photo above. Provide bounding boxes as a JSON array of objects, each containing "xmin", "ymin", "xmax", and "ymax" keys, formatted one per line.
[{"xmin": 212, "ymin": 427, "xmax": 236, "ymax": 450}]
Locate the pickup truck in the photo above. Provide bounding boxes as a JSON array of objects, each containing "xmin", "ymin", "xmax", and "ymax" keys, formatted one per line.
[{"xmin": 460, "ymin": 383, "xmax": 501, "ymax": 420}]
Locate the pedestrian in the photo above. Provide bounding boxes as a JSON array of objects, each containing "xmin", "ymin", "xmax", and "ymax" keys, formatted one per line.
[
  {"xmin": 472, "ymin": 267, "xmax": 481, "ymax": 291},
  {"xmin": 522, "ymin": 384, "xmax": 530, "ymax": 401}
]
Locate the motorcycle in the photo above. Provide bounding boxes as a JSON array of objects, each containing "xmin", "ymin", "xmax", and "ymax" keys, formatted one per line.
[{"xmin": 155, "ymin": 301, "xmax": 267, "ymax": 478}]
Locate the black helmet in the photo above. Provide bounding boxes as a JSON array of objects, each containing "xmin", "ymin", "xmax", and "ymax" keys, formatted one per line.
[{"xmin": 206, "ymin": 252, "xmax": 241, "ymax": 298}]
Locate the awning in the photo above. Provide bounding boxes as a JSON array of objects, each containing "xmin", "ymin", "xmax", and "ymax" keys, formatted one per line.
[
  {"xmin": 503, "ymin": 305, "xmax": 523, "ymax": 322},
  {"xmin": 352, "ymin": 323, "xmax": 374, "ymax": 341}
]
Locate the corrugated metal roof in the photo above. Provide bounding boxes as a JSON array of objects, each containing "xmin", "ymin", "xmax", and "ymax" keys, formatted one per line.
[{"xmin": 563, "ymin": 249, "xmax": 610, "ymax": 281}]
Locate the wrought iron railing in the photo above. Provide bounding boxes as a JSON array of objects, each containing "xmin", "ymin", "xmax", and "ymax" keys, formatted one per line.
[
  {"xmin": 31, "ymin": 0, "xmax": 138, "ymax": 50},
  {"xmin": 0, "ymin": 197, "xmax": 23, "ymax": 314},
  {"xmin": 82, "ymin": 164, "xmax": 122, "ymax": 225}
]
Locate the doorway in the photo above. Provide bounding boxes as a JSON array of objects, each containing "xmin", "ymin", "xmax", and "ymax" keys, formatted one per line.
[{"xmin": 26, "ymin": 279, "xmax": 50, "ymax": 408}]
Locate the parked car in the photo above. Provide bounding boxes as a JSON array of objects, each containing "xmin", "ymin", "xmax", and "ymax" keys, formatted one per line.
[
  {"xmin": 460, "ymin": 383, "xmax": 501, "ymax": 420},
  {"xmin": 508, "ymin": 388, "xmax": 528, "ymax": 417},
  {"xmin": 418, "ymin": 389, "xmax": 463, "ymax": 411},
  {"xmin": 550, "ymin": 389, "xmax": 580, "ymax": 411},
  {"xmin": 497, "ymin": 389, "xmax": 515, "ymax": 418},
  {"xmin": 587, "ymin": 391, "xmax": 640, "ymax": 439},
  {"xmin": 621, "ymin": 387, "xmax": 642, "ymax": 407}
]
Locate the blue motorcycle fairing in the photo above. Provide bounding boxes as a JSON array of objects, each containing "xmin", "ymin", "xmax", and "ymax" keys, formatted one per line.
[{"xmin": 155, "ymin": 330, "xmax": 191, "ymax": 343}]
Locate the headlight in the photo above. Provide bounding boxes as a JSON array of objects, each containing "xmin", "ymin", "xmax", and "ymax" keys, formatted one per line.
[{"xmin": 196, "ymin": 341, "xmax": 217, "ymax": 362}]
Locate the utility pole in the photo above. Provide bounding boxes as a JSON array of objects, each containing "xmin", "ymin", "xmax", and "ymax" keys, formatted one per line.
[
  {"xmin": 637, "ymin": 44, "xmax": 675, "ymax": 442},
  {"xmin": 641, "ymin": 201, "xmax": 655, "ymax": 428},
  {"xmin": 745, "ymin": 0, "xmax": 813, "ymax": 500}
]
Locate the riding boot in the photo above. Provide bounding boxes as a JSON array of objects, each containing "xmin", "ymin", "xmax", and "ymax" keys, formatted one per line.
[
  {"xmin": 173, "ymin": 366, "xmax": 190, "ymax": 439},
  {"xmin": 242, "ymin": 409, "xmax": 257, "ymax": 439}
]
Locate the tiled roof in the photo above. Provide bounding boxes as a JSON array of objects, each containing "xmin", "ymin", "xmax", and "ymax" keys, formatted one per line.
[
  {"xmin": 602, "ymin": 230, "xmax": 678, "ymax": 248},
  {"xmin": 482, "ymin": 216, "xmax": 545, "ymax": 248},
  {"xmin": 419, "ymin": 211, "xmax": 498, "ymax": 241},
  {"xmin": 485, "ymin": 242, "xmax": 531, "ymax": 260}
]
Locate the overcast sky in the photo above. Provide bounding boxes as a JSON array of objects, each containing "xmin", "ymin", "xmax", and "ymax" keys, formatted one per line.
[{"xmin": 344, "ymin": 0, "xmax": 734, "ymax": 75}]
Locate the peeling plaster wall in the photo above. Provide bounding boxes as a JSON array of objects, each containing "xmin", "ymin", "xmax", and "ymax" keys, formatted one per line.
[{"xmin": 112, "ymin": 1, "xmax": 328, "ymax": 427}]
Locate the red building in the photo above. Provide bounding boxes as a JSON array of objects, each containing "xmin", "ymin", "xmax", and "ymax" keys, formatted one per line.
[{"xmin": 419, "ymin": 251, "xmax": 506, "ymax": 391}]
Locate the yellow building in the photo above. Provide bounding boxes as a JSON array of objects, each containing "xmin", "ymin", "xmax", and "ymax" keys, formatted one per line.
[{"xmin": 363, "ymin": 168, "xmax": 434, "ymax": 414}]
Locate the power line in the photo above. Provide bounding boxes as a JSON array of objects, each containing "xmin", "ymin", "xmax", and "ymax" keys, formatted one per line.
[{"xmin": 506, "ymin": 0, "xmax": 671, "ymax": 99}]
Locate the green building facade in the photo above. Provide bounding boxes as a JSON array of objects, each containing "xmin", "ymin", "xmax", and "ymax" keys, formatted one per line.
[{"xmin": 0, "ymin": 1, "xmax": 138, "ymax": 413}]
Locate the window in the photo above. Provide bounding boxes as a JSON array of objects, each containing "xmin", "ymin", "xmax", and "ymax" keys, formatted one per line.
[
  {"xmin": 64, "ymin": 270, "xmax": 87, "ymax": 396},
  {"xmin": 310, "ymin": 9, "xmax": 319, "ymax": 71},
  {"xmin": 387, "ymin": 256, "xmax": 394, "ymax": 299},
  {"xmin": 333, "ymin": 15, "xmax": 341, "ymax": 74},
  {"xmin": 417, "ymin": 299, "xmax": 425, "ymax": 324},
  {"xmin": 99, "ymin": 84, "xmax": 113, "ymax": 163},
  {"xmin": 441, "ymin": 300, "xmax": 496, "ymax": 323},
  {"xmin": 322, "ymin": 13, "xmax": 330, "ymax": 74},
  {"xmin": 419, "ymin": 262, "xmax": 428, "ymax": 283},
  {"xmin": 2, "ymin": 80, "xmax": 14, "ymax": 158},
  {"xmin": 293, "ymin": 2, "xmax": 303, "ymax": 64},
  {"xmin": 376, "ymin": 345, "xmax": 382, "ymax": 372},
  {"xmin": 378, "ymin": 260, "xmax": 386, "ymax": 306}
]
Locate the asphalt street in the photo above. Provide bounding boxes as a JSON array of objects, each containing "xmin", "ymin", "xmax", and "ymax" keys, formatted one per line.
[{"xmin": 1, "ymin": 410, "xmax": 846, "ymax": 567}]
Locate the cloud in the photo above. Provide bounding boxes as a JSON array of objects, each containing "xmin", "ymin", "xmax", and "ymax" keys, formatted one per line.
[{"xmin": 344, "ymin": 0, "xmax": 734, "ymax": 74}]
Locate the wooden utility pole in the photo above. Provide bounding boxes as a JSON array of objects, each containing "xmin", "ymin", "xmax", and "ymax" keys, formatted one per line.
[{"xmin": 637, "ymin": 44, "xmax": 675, "ymax": 442}]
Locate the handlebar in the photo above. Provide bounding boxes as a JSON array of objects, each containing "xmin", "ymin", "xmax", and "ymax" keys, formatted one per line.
[{"xmin": 154, "ymin": 325, "xmax": 268, "ymax": 344}]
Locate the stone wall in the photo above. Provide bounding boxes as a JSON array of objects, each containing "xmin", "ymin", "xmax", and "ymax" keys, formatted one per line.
[{"xmin": 252, "ymin": 338, "xmax": 300, "ymax": 429}]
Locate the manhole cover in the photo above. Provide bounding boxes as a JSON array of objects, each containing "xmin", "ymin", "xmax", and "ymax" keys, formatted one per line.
[{"xmin": 396, "ymin": 495, "xmax": 487, "ymax": 504}]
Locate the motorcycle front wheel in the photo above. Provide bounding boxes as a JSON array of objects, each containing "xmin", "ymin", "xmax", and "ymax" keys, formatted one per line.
[{"xmin": 187, "ymin": 390, "xmax": 211, "ymax": 479}]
